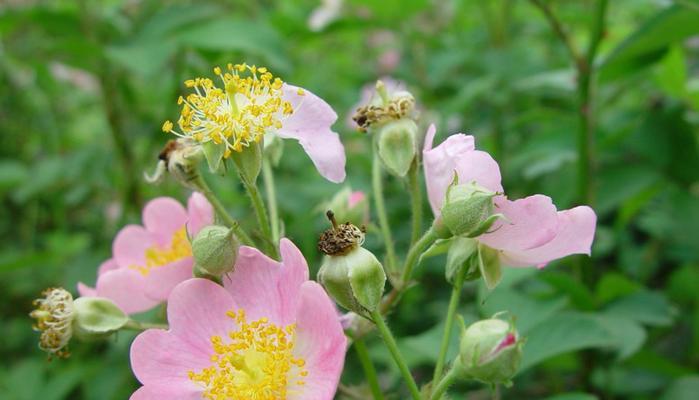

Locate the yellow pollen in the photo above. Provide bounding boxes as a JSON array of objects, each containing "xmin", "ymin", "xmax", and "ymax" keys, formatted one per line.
[
  {"xmin": 129, "ymin": 227, "xmax": 191, "ymax": 276},
  {"xmin": 165, "ymin": 63, "xmax": 294, "ymax": 156},
  {"xmin": 189, "ymin": 309, "xmax": 307, "ymax": 400}
]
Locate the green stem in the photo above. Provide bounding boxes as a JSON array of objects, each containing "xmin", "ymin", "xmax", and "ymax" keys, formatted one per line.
[
  {"xmin": 241, "ymin": 178, "xmax": 278, "ymax": 259},
  {"xmin": 123, "ymin": 320, "xmax": 169, "ymax": 331},
  {"xmin": 370, "ymin": 310, "xmax": 422, "ymax": 400},
  {"xmin": 407, "ymin": 159, "xmax": 423, "ymax": 246},
  {"xmin": 261, "ymin": 158, "xmax": 280, "ymax": 245},
  {"xmin": 372, "ymin": 149, "xmax": 397, "ymax": 273},
  {"xmin": 433, "ymin": 266, "xmax": 467, "ymax": 383},
  {"xmin": 192, "ymin": 175, "xmax": 254, "ymax": 246},
  {"xmin": 354, "ymin": 339, "xmax": 385, "ymax": 400},
  {"xmin": 430, "ymin": 367, "xmax": 460, "ymax": 400},
  {"xmin": 400, "ymin": 227, "xmax": 438, "ymax": 288}
]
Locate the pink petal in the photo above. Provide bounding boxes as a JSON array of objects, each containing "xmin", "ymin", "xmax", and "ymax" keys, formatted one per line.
[
  {"xmin": 423, "ymin": 125, "xmax": 502, "ymax": 215},
  {"xmin": 348, "ymin": 191, "xmax": 366, "ymax": 208},
  {"xmin": 166, "ymin": 279, "xmax": 238, "ymax": 349},
  {"xmin": 95, "ymin": 268, "xmax": 160, "ymax": 315},
  {"xmin": 290, "ymin": 282, "xmax": 346, "ymax": 400},
  {"xmin": 130, "ymin": 329, "xmax": 209, "ymax": 392},
  {"xmin": 113, "ymin": 225, "xmax": 154, "ymax": 269},
  {"xmin": 130, "ymin": 385, "xmax": 202, "ymax": 400},
  {"xmin": 277, "ymin": 84, "xmax": 346, "ymax": 183},
  {"xmin": 186, "ymin": 192, "xmax": 214, "ymax": 237},
  {"xmin": 223, "ymin": 238, "xmax": 308, "ymax": 326},
  {"xmin": 76, "ymin": 282, "xmax": 96, "ymax": 297},
  {"xmin": 500, "ymin": 206, "xmax": 597, "ymax": 267},
  {"xmin": 479, "ymin": 195, "xmax": 559, "ymax": 252},
  {"xmin": 142, "ymin": 197, "xmax": 188, "ymax": 246},
  {"xmin": 142, "ymin": 257, "xmax": 194, "ymax": 302},
  {"xmin": 97, "ymin": 258, "xmax": 119, "ymax": 276}
]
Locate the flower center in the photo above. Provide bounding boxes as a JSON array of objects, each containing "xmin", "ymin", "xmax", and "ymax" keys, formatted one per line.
[
  {"xmin": 163, "ymin": 63, "xmax": 300, "ymax": 157},
  {"xmin": 29, "ymin": 288, "xmax": 75, "ymax": 358},
  {"xmin": 130, "ymin": 227, "xmax": 192, "ymax": 276},
  {"xmin": 189, "ymin": 309, "xmax": 307, "ymax": 400}
]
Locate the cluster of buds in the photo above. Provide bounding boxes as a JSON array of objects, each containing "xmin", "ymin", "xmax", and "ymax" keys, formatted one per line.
[
  {"xmin": 317, "ymin": 211, "xmax": 386, "ymax": 318},
  {"xmin": 30, "ymin": 288, "xmax": 128, "ymax": 359}
]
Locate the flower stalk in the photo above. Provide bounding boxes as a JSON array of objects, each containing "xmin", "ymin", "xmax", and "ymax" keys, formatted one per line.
[
  {"xmin": 354, "ymin": 338, "xmax": 385, "ymax": 400},
  {"xmin": 372, "ymin": 149, "xmax": 397, "ymax": 274},
  {"xmin": 433, "ymin": 263, "xmax": 467, "ymax": 383},
  {"xmin": 262, "ymin": 157, "xmax": 281, "ymax": 245}
]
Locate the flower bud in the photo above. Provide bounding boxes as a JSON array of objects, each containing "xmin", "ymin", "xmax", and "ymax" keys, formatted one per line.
[
  {"xmin": 440, "ymin": 180, "xmax": 501, "ymax": 237},
  {"xmin": 29, "ymin": 288, "xmax": 128, "ymax": 359},
  {"xmin": 145, "ymin": 139, "xmax": 204, "ymax": 189},
  {"xmin": 317, "ymin": 211, "xmax": 386, "ymax": 316},
  {"xmin": 455, "ymin": 318, "xmax": 522, "ymax": 385},
  {"xmin": 320, "ymin": 187, "xmax": 369, "ymax": 226},
  {"xmin": 191, "ymin": 225, "xmax": 239, "ymax": 278},
  {"xmin": 231, "ymin": 140, "xmax": 262, "ymax": 185},
  {"xmin": 376, "ymin": 118, "xmax": 418, "ymax": 177}
]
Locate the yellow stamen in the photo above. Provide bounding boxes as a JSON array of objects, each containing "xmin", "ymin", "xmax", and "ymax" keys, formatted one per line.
[
  {"xmin": 29, "ymin": 288, "xmax": 75, "ymax": 359},
  {"xmin": 129, "ymin": 227, "xmax": 191, "ymax": 276},
  {"xmin": 164, "ymin": 63, "xmax": 294, "ymax": 156},
  {"xmin": 189, "ymin": 309, "xmax": 307, "ymax": 399}
]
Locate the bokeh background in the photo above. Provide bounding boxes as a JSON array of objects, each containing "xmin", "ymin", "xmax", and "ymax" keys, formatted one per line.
[{"xmin": 1, "ymin": 0, "xmax": 698, "ymax": 399}]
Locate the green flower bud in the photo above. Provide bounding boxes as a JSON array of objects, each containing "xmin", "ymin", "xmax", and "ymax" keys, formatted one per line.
[
  {"xmin": 192, "ymin": 225, "xmax": 239, "ymax": 278},
  {"xmin": 377, "ymin": 118, "xmax": 418, "ymax": 177},
  {"xmin": 455, "ymin": 318, "xmax": 522, "ymax": 385},
  {"xmin": 72, "ymin": 297, "xmax": 129, "ymax": 339},
  {"xmin": 319, "ymin": 187, "xmax": 369, "ymax": 226},
  {"xmin": 317, "ymin": 211, "xmax": 386, "ymax": 316},
  {"xmin": 440, "ymin": 180, "xmax": 501, "ymax": 237}
]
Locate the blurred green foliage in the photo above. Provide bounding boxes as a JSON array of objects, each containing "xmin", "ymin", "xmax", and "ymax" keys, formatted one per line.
[{"xmin": 1, "ymin": 0, "xmax": 698, "ymax": 399}]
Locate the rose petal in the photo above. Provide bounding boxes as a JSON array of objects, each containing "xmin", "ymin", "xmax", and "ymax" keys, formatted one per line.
[
  {"xmin": 290, "ymin": 282, "xmax": 346, "ymax": 400},
  {"xmin": 76, "ymin": 282, "xmax": 96, "ymax": 297},
  {"xmin": 186, "ymin": 192, "xmax": 214, "ymax": 237},
  {"xmin": 142, "ymin": 197, "xmax": 188, "ymax": 246},
  {"xmin": 500, "ymin": 206, "xmax": 597, "ymax": 267},
  {"xmin": 143, "ymin": 257, "xmax": 195, "ymax": 302},
  {"xmin": 130, "ymin": 329, "xmax": 209, "ymax": 391},
  {"xmin": 277, "ymin": 84, "xmax": 346, "ymax": 183},
  {"xmin": 113, "ymin": 225, "xmax": 153, "ymax": 269},
  {"xmin": 95, "ymin": 268, "xmax": 160, "ymax": 315},
  {"xmin": 166, "ymin": 278, "xmax": 238, "ymax": 349},
  {"xmin": 97, "ymin": 258, "xmax": 119, "ymax": 276},
  {"xmin": 479, "ymin": 195, "xmax": 559, "ymax": 252},
  {"xmin": 130, "ymin": 385, "xmax": 202, "ymax": 400}
]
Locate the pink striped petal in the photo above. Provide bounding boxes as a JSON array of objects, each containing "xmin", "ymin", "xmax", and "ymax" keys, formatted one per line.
[
  {"xmin": 290, "ymin": 282, "xmax": 346, "ymax": 400},
  {"xmin": 142, "ymin": 198, "xmax": 188, "ymax": 246},
  {"xmin": 479, "ymin": 195, "xmax": 559, "ymax": 252},
  {"xmin": 277, "ymin": 84, "xmax": 346, "ymax": 183},
  {"xmin": 186, "ymin": 192, "xmax": 214, "ymax": 237},
  {"xmin": 500, "ymin": 206, "xmax": 597, "ymax": 267}
]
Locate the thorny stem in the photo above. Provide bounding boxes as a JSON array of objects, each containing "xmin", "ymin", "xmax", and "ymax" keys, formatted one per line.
[
  {"xmin": 430, "ymin": 366, "xmax": 460, "ymax": 400},
  {"xmin": 123, "ymin": 320, "xmax": 168, "ymax": 331},
  {"xmin": 407, "ymin": 159, "xmax": 423, "ymax": 246},
  {"xmin": 241, "ymin": 177, "xmax": 278, "ymax": 259},
  {"xmin": 370, "ymin": 310, "xmax": 422, "ymax": 400},
  {"xmin": 354, "ymin": 338, "xmax": 386, "ymax": 400},
  {"xmin": 191, "ymin": 174, "xmax": 254, "ymax": 246},
  {"xmin": 262, "ymin": 158, "xmax": 281, "ymax": 245},
  {"xmin": 433, "ymin": 264, "xmax": 467, "ymax": 383},
  {"xmin": 372, "ymin": 148, "xmax": 398, "ymax": 274}
]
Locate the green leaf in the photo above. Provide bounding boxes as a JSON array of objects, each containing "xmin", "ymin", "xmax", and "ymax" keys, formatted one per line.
[
  {"xmin": 600, "ymin": 5, "xmax": 699, "ymax": 80},
  {"xmin": 604, "ymin": 291, "xmax": 677, "ymax": 327},
  {"xmin": 661, "ymin": 376, "xmax": 699, "ymax": 400},
  {"xmin": 479, "ymin": 288, "xmax": 567, "ymax": 334},
  {"xmin": 544, "ymin": 394, "xmax": 598, "ymax": 400},
  {"xmin": 595, "ymin": 272, "xmax": 642, "ymax": 305}
]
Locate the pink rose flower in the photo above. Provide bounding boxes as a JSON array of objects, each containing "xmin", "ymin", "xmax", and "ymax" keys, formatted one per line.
[
  {"xmin": 423, "ymin": 124, "xmax": 596, "ymax": 268},
  {"xmin": 129, "ymin": 239, "xmax": 347, "ymax": 400},
  {"xmin": 78, "ymin": 193, "xmax": 213, "ymax": 314}
]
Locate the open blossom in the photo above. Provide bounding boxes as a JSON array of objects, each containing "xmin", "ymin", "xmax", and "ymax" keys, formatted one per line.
[
  {"xmin": 423, "ymin": 124, "xmax": 596, "ymax": 267},
  {"xmin": 78, "ymin": 193, "xmax": 213, "ymax": 314},
  {"xmin": 163, "ymin": 63, "xmax": 346, "ymax": 183},
  {"xmin": 129, "ymin": 239, "xmax": 346, "ymax": 400}
]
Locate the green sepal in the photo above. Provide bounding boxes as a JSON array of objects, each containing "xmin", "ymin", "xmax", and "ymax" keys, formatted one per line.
[
  {"xmin": 263, "ymin": 133, "xmax": 284, "ymax": 167},
  {"xmin": 419, "ymin": 238, "xmax": 454, "ymax": 265},
  {"xmin": 376, "ymin": 119, "xmax": 418, "ymax": 177},
  {"xmin": 202, "ymin": 141, "xmax": 226, "ymax": 174},
  {"xmin": 478, "ymin": 244, "xmax": 503, "ymax": 290},
  {"xmin": 232, "ymin": 140, "xmax": 263, "ymax": 185},
  {"xmin": 73, "ymin": 297, "xmax": 128, "ymax": 337},
  {"xmin": 466, "ymin": 213, "xmax": 504, "ymax": 238},
  {"xmin": 348, "ymin": 248, "xmax": 387, "ymax": 312},
  {"xmin": 445, "ymin": 237, "xmax": 478, "ymax": 284}
]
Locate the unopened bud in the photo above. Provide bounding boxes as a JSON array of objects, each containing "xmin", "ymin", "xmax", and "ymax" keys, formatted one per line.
[
  {"xmin": 377, "ymin": 118, "xmax": 418, "ymax": 177},
  {"xmin": 317, "ymin": 211, "xmax": 386, "ymax": 316},
  {"xmin": 320, "ymin": 187, "xmax": 369, "ymax": 226},
  {"xmin": 192, "ymin": 225, "xmax": 239, "ymax": 278},
  {"xmin": 440, "ymin": 179, "xmax": 500, "ymax": 237},
  {"xmin": 455, "ymin": 318, "xmax": 522, "ymax": 385}
]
